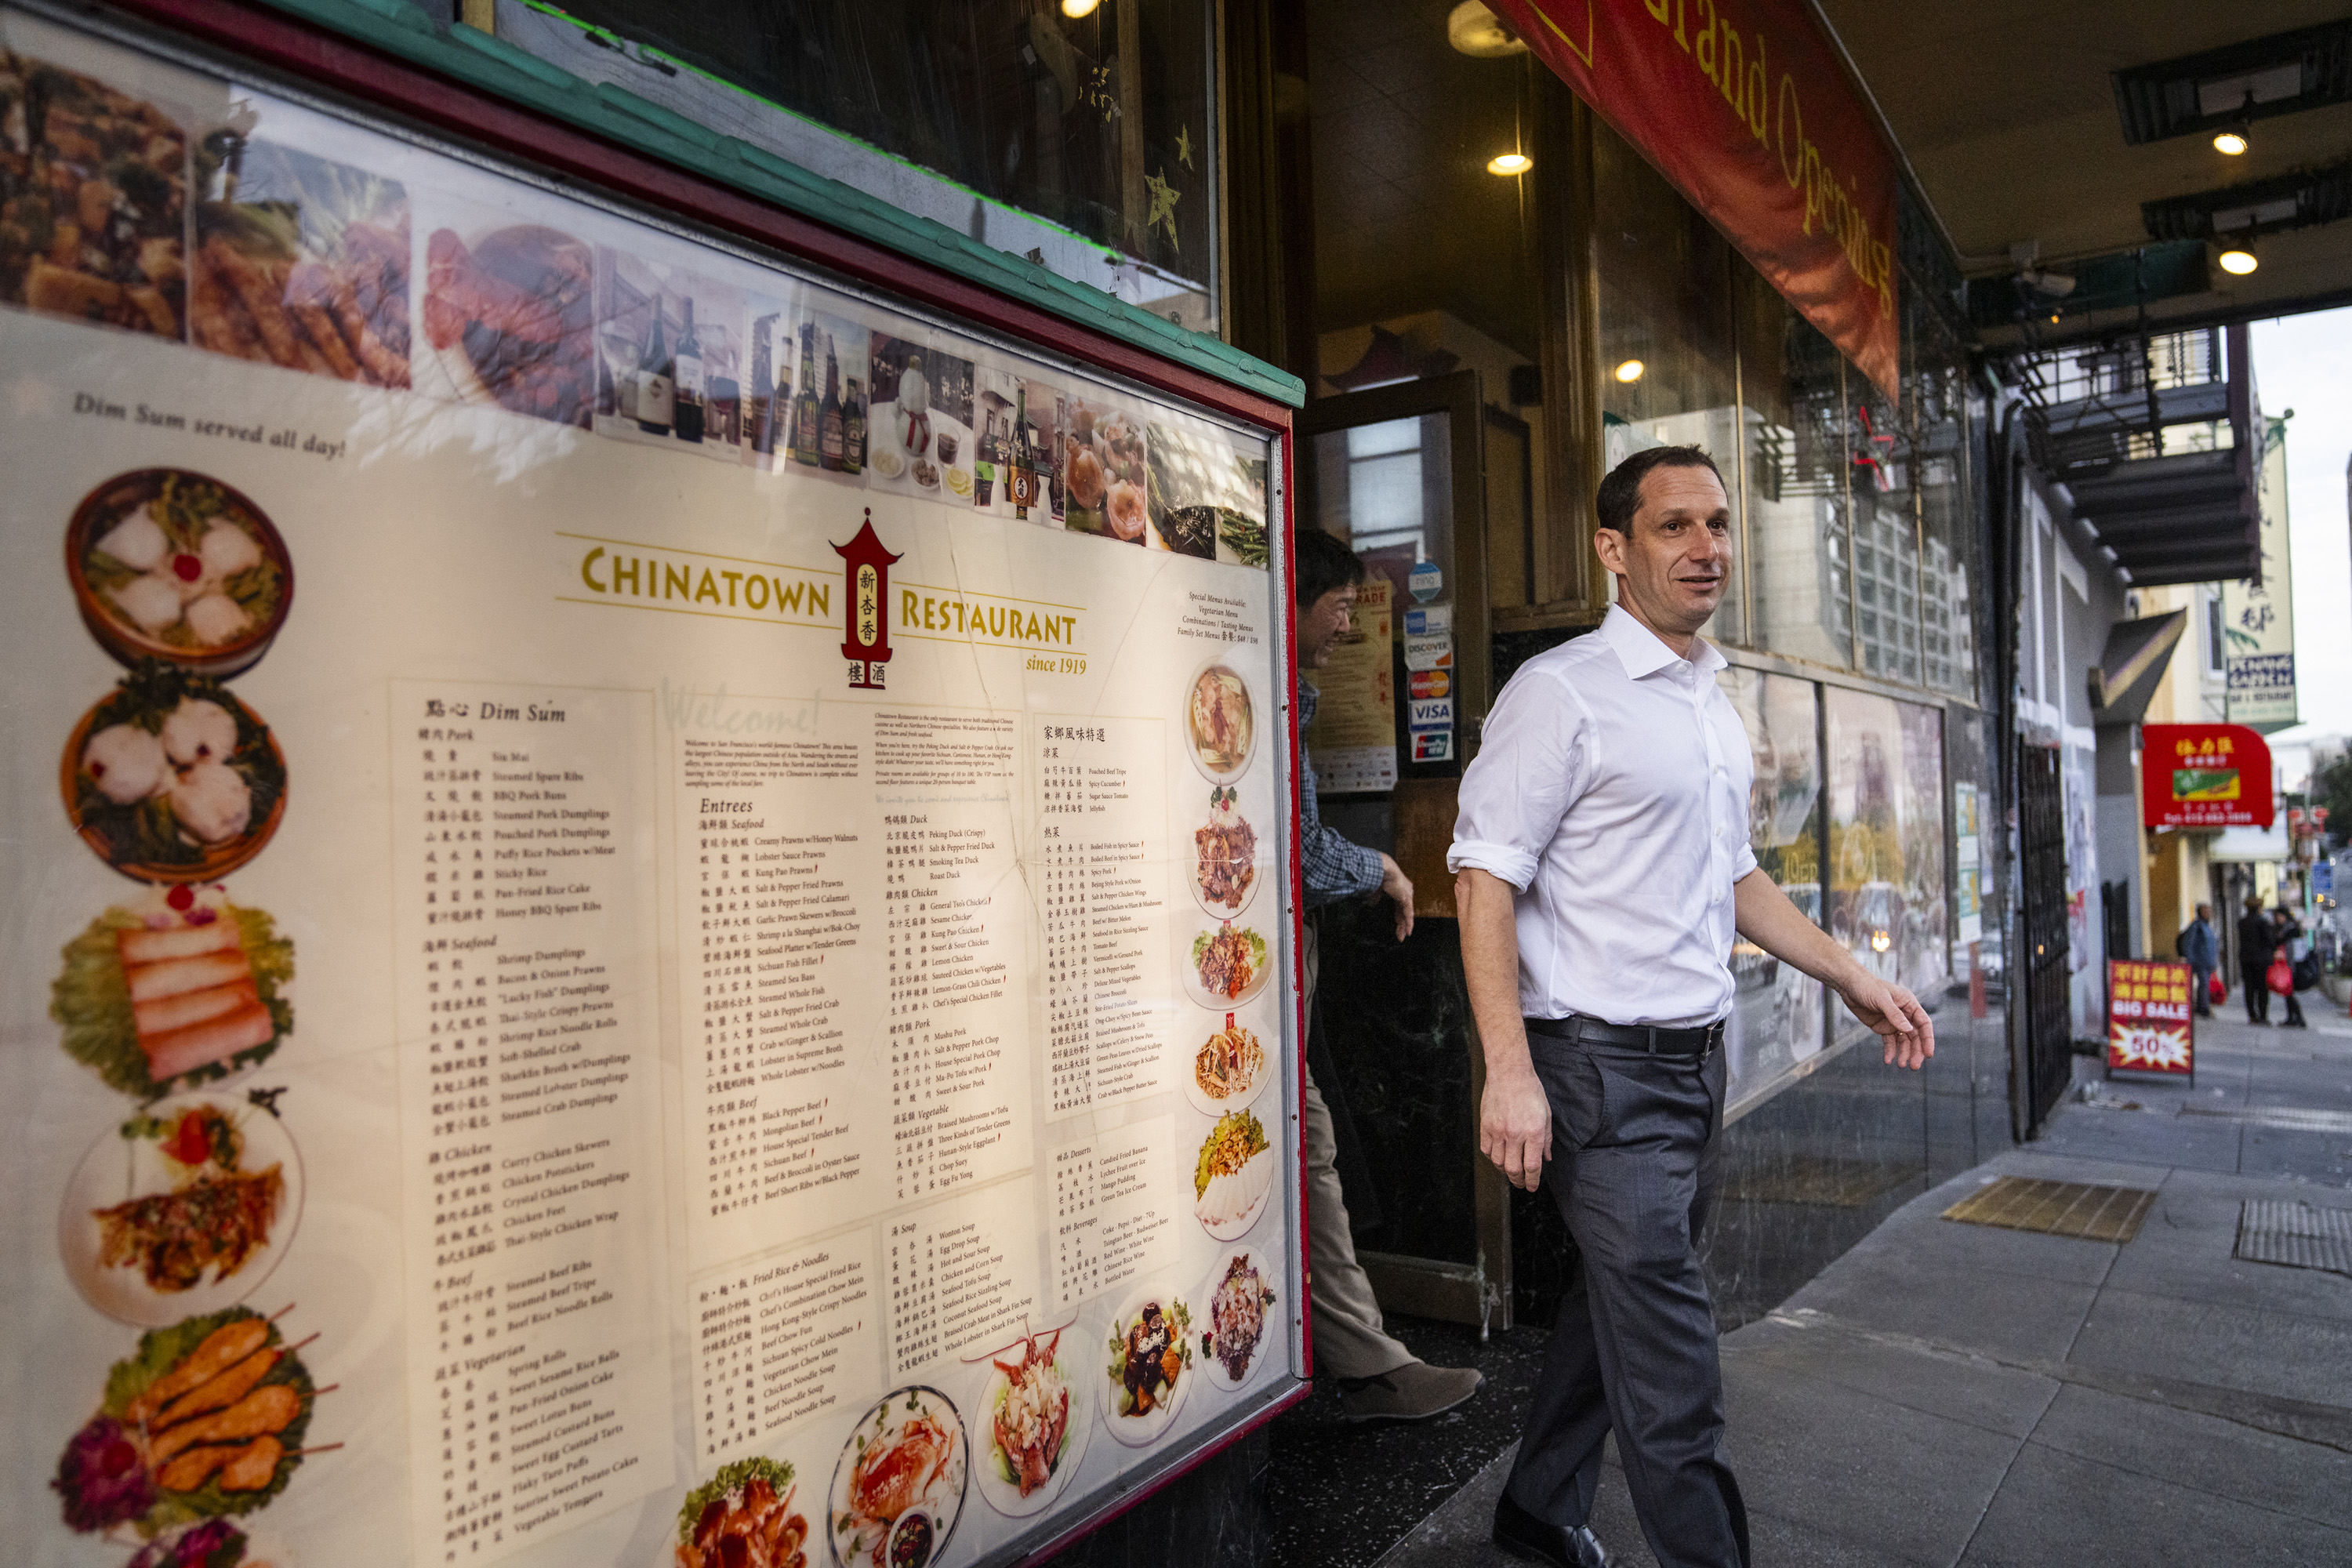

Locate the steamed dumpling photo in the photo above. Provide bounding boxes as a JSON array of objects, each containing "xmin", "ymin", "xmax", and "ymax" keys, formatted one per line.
[
  {"xmin": 168, "ymin": 760, "xmax": 253, "ymax": 844},
  {"xmin": 82, "ymin": 724, "xmax": 170, "ymax": 805},
  {"xmin": 161, "ymin": 698, "xmax": 238, "ymax": 767}
]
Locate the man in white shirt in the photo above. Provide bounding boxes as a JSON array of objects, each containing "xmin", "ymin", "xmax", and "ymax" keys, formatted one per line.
[{"xmin": 1450, "ymin": 445, "xmax": 1934, "ymax": 1568}]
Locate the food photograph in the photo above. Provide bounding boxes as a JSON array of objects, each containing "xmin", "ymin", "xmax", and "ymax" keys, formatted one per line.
[
  {"xmin": 1183, "ymin": 656, "xmax": 1256, "ymax": 782},
  {"xmin": 67, "ymin": 468, "xmax": 293, "ymax": 678},
  {"xmin": 970, "ymin": 1323, "xmax": 1091, "ymax": 1518},
  {"xmin": 867, "ymin": 332, "xmax": 975, "ymax": 505},
  {"xmin": 51, "ymin": 883, "xmax": 294, "ymax": 1099},
  {"xmin": 0, "ymin": 46, "xmax": 187, "ymax": 338},
  {"xmin": 63, "ymin": 664, "xmax": 288, "ymax": 882},
  {"xmin": 1059, "ymin": 394, "xmax": 1149, "ymax": 544},
  {"xmin": 827, "ymin": 1385, "xmax": 967, "ymax": 1568},
  {"xmin": 1144, "ymin": 422, "xmax": 1269, "ymax": 566},
  {"xmin": 1191, "ymin": 783, "xmax": 1259, "ymax": 917},
  {"xmin": 60, "ymin": 1093, "xmax": 302, "ymax": 1325},
  {"xmin": 1196, "ymin": 1250, "xmax": 1279, "ymax": 1391},
  {"xmin": 1101, "ymin": 1288, "xmax": 1193, "ymax": 1447},
  {"xmin": 122, "ymin": 1519, "xmax": 285, "ymax": 1568},
  {"xmin": 1192, "ymin": 1108, "xmax": 1274, "ymax": 1242},
  {"xmin": 53, "ymin": 1305, "xmax": 330, "ymax": 1540},
  {"xmin": 1186, "ymin": 920, "xmax": 1271, "ymax": 1010},
  {"xmin": 419, "ymin": 213, "xmax": 596, "ymax": 428},
  {"xmin": 673, "ymin": 1456, "xmax": 811, "ymax": 1568},
  {"xmin": 189, "ymin": 129, "xmax": 411, "ymax": 387},
  {"xmin": 1185, "ymin": 1011, "xmax": 1269, "ymax": 1118}
]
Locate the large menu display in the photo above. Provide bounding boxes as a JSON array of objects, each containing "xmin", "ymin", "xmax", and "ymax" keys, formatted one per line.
[{"xmin": 0, "ymin": 10, "xmax": 1301, "ymax": 1567}]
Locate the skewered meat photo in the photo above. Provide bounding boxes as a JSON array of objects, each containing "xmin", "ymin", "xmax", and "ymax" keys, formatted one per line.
[{"xmin": 190, "ymin": 131, "xmax": 410, "ymax": 387}]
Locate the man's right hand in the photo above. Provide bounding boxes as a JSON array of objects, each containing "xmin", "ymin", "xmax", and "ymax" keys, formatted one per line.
[{"xmin": 1479, "ymin": 1058, "xmax": 1552, "ymax": 1192}]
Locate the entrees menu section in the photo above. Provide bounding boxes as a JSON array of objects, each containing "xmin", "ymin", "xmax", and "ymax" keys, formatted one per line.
[{"xmin": 0, "ymin": 10, "xmax": 1299, "ymax": 1568}]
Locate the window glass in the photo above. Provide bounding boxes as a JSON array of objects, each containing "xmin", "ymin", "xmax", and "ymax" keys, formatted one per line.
[
  {"xmin": 1911, "ymin": 300, "xmax": 1976, "ymax": 699},
  {"xmin": 1735, "ymin": 262, "xmax": 1849, "ymax": 667},
  {"xmin": 1826, "ymin": 688, "xmax": 1949, "ymax": 1044},
  {"xmin": 1722, "ymin": 669, "xmax": 1825, "ymax": 1107},
  {"xmin": 500, "ymin": 0, "xmax": 1218, "ymax": 327},
  {"xmin": 1595, "ymin": 122, "xmax": 1745, "ymax": 645},
  {"xmin": 1849, "ymin": 368, "xmax": 1919, "ymax": 684}
]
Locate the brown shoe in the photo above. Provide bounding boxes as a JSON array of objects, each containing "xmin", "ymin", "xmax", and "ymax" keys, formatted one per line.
[{"xmin": 1336, "ymin": 1361, "xmax": 1482, "ymax": 1422}]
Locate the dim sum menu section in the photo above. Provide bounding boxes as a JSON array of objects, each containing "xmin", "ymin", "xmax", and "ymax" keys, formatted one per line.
[{"xmin": 0, "ymin": 9, "xmax": 1299, "ymax": 1568}]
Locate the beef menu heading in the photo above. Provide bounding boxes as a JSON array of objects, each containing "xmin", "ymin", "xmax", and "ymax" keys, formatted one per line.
[{"xmin": 0, "ymin": 9, "xmax": 1301, "ymax": 1568}]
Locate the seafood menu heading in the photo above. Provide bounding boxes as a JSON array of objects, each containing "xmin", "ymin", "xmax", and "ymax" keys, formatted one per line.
[{"xmin": 0, "ymin": 10, "xmax": 1298, "ymax": 1568}]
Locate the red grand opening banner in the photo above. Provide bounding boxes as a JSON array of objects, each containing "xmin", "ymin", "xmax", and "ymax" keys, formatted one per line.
[{"xmin": 1489, "ymin": 0, "xmax": 1902, "ymax": 398}]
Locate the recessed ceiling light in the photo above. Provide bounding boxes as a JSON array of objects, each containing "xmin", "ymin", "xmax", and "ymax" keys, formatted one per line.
[
  {"xmin": 1486, "ymin": 151, "xmax": 1532, "ymax": 176},
  {"xmin": 1062, "ymin": 0, "xmax": 1099, "ymax": 16},
  {"xmin": 2218, "ymin": 242, "xmax": 2259, "ymax": 274},
  {"xmin": 1613, "ymin": 358, "xmax": 1645, "ymax": 383},
  {"xmin": 2212, "ymin": 129, "xmax": 2249, "ymax": 155}
]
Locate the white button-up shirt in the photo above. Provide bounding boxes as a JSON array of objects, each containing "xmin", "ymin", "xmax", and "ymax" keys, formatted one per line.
[{"xmin": 1446, "ymin": 605, "xmax": 1756, "ymax": 1027}]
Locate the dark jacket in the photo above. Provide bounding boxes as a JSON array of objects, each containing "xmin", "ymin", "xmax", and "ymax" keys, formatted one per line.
[
  {"xmin": 2177, "ymin": 917, "xmax": 2219, "ymax": 971},
  {"xmin": 2237, "ymin": 910, "xmax": 2278, "ymax": 971}
]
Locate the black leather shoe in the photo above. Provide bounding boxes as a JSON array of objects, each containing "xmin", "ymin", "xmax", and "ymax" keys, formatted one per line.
[{"xmin": 1493, "ymin": 1488, "xmax": 1611, "ymax": 1567}]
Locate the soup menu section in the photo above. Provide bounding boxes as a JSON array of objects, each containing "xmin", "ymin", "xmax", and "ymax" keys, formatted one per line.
[{"xmin": 0, "ymin": 11, "xmax": 1298, "ymax": 1568}]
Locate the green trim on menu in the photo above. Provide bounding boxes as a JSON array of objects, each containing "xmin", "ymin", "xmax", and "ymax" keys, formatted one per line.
[{"xmin": 240, "ymin": 0, "xmax": 1308, "ymax": 408}]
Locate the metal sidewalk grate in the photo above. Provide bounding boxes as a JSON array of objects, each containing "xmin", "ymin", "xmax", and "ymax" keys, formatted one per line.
[
  {"xmin": 2235, "ymin": 1201, "xmax": 2352, "ymax": 1276},
  {"xmin": 1940, "ymin": 1176, "xmax": 2157, "ymax": 1243}
]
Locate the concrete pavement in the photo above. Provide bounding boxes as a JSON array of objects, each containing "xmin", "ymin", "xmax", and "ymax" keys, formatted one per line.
[{"xmin": 1375, "ymin": 1004, "xmax": 2352, "ymax": 1566}]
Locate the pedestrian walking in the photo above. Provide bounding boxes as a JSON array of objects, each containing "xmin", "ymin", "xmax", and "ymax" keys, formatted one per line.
[
  {"xmin": 1452, "ymin": 445, "xmax": 1933, "ymax": 1568},
  {"xmin": 2178, "ymin": 903, "xmax": 2219, "ymax": 1017},
  {"xmin": 2274, "ymin": 906, "xmax": 2310, "ymax": 1029},
  {"xmin": 1291, "ymin": 528, "xmax": 1484, "ymax": 1422},
  {"xmin": 2238, "ymin": 895, "xmax": 2278, "ymax": 1025}
]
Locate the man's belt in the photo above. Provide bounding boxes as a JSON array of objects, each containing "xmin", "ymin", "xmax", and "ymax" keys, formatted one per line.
[{"xmin": 1524, "ymin": 1012, "xmax": 1724, "ymax": 1057}]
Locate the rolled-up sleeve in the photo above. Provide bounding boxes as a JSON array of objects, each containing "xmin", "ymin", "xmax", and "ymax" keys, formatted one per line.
[{"xmin": 1447, "ymin": 669, "xmax": 1585, "ymax": 892}]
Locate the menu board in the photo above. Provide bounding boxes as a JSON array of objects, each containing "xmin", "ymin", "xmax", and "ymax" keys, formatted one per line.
[{"xmin": 0, "ymin": 10, "xmax": 1302, "ymax": 1567}]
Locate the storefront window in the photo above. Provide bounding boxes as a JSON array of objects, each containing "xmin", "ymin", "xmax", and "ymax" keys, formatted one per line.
[
  {"xmin": 1911, "ymin": 302, "xmax": 1978, "ymax": 699},
  {"xmin": 1849, "ymin": 372, "xmax": 1921, "ymax": 684},
  {"xmin": 1722, "ymin": 670, "xmax": 1825, "ymax": 1106},
  {"xmin": 1736, "ymin": 263, "xmax": 1851, "ymax": 668},
  {"xmin": 495, "ymin": 0, "xmax": 1218, "ymax": 327},
  {"xmin": 1826, "ymin": 688, "xmax": 1950, "ymax": 1043},
  {"xmin": 1594, "ymin": 122, "xmax": 1745, "ymax": 646}
]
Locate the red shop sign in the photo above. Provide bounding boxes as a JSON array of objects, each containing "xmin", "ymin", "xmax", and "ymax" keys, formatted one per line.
[
  {"xmin": 2140, "ymin": 724, "xmax": 2275, "ymax": 829},
  {"xmin": 1488, "ymin": 0, "xmax": 1901, "ymax": 398}
]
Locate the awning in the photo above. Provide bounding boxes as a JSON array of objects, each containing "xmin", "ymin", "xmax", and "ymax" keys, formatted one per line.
[
  {"xmin": 2066, "ymin": 448, "xmax": 2259, "ymax": 586},
  {"xmin": 2088, "ymin": 608, "xmax": 2188, "ymax": 722}
]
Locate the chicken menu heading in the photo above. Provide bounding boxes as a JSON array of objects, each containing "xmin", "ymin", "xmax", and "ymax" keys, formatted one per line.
[{"xmin": 0, "ymin": 10, "xmax": 1301, "ymax": 1568}]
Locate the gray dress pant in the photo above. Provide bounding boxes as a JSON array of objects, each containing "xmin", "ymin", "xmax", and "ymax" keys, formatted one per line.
[{"xmin": 1504, "ymin": 1032, "xmax": 1749, "ymax": 1568}]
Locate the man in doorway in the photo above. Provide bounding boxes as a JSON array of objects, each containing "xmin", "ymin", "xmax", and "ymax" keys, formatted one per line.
[
  {"xmin": 1293, "ymin": 527, "xmax": 1483, "ymax": 1421},
  {"xmin": 2178, "ymin": 902, "xmax": 2219, "ymax": 1018},
  {"xmin": 1452, "ymin": 445, "xmax": 1936, "ymax": 1568},
  {"xmin": 2238, "ymin": 895, "xmax": 2277, "ymax": 1025}
]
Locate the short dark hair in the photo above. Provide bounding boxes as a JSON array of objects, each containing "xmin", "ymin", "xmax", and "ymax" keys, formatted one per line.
[
  {"xmin": 1595, "ymin": 445, "xmax": 1727, "ymax": 535},
  {"xmin": 1294, "ymin": 527, "xmax": 1367, "ymax": 608}
]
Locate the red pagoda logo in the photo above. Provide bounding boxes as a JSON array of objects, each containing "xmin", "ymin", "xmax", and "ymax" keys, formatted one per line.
[{"xmin": 833, "ymin": 510, "xmax": 902, "ymax": 689}]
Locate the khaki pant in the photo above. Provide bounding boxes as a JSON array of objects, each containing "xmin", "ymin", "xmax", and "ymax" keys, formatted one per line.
[{"xmin": 1303, "ymin": 920, "xmax": 1416, "ymax": 1380}]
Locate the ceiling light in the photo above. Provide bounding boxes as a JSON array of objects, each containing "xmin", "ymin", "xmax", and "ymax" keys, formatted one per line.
[
  {"xmin": 1486, "ymin": 151, "xmax": 1532, "ymax": 176},
  {"xmin": 1448, "ymin": 1, "xmax": 1528, "ymax": 56},
  {"xmin": 1061, "ymin": 0, "xmax": 1099, "ymax": 15},
  {"xmin": 2212, "ymin": 129, "xmax": 2249, "ymax": 155},
  {"xmin": 1613, "ymin": 358, "xmax": 1645, "ymax": 383},
  {"xmin": 2217, "ymin": 241, "xmax": 2259, "ymax": 275}
]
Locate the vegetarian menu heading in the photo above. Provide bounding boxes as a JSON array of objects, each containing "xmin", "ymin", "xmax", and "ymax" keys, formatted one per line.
[{"xmin": 0, "ymin": 9, "xmax": 1299, "ymax": 1568}]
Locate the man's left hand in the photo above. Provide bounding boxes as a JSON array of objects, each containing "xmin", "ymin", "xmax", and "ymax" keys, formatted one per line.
[
  {"xmin": 1836, "ymin": 974, "xmax": 1935, "ymax": 1069},
  {"xmin": 1375, "ymin": 852, "xmax": 1414, "ymax": 942}
]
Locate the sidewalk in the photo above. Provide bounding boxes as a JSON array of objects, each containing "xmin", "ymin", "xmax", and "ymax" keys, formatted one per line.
[{"xmin": 1376, "ymin": 1004, "xmax": 2352, "ymax": 1566}]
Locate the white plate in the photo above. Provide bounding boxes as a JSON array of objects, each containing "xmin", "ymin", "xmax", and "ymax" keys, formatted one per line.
[
  {"xmin": 1181, "ymin": 1008, "xmax": 1274, "ymax": 1120},
  {"xmin": 1182, "ymin": 654, "xmax": 1258, "ymax": 783},
  {"xmin": 1182, "ymin": 920, "xmax": 1273, "ymax": 1011},
  {"xmin": 827, "ymin": 1384, "xmax": 967, "ymax": 1568},
  {"xmin": 969, "ymin": 1327, "xmax": 1094, "ymax": 1518},
  {"xmin": 1099, "ymin": 1285, "xmax": 1195, "ymax": 1446},
  {"xmin": 1194, "ymin": 1247, "xmax": 1281, "ymax": 1392},
  {"xmin": 58, "ymin": 1094, "xmax": 304, "ymax": 1327},
  {"xmin": 1186, "ymin": 802, "xmax": 1264, "ymax": 920}
]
